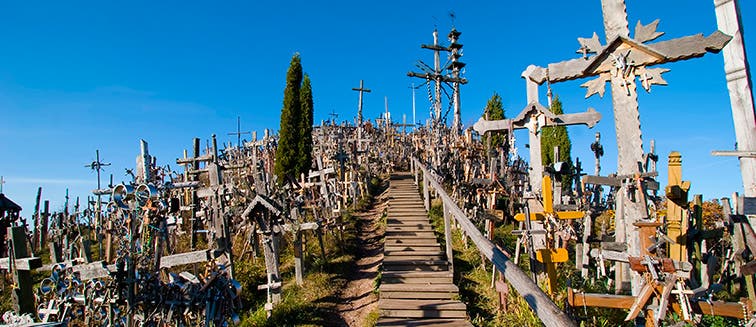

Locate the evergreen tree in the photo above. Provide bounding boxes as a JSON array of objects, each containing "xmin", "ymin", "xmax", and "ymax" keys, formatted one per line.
[
  {"xmin": 274, "ymin": 54, "xmax": 303, "ymax": 182},
  {"xmin": 481, "ymin": 92, "xmax": 508, "ymax": 154},
  {"xmin": 297, "ymin": 74, "xmax": 314, "ymax": 176},
  {"xmin": 541, "ymin": 95, "xmax": 573, "ymax": 189}
]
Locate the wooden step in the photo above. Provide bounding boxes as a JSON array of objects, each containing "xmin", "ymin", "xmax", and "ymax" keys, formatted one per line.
[
  {"xmin": 382, "ymin": 276, "xmax": 453, "ymax": 284},
  {"xmin": 385, "ymin": 232, "xmax": 437, "ymax": 238},
  {"xmin": 386, "ymin": 222, "xmax": 433, "ymax": 228},
  {"xmin": 382, "ymin": 271, "xmax": 453, "ymax": 279},
  {"xmin": 384, "ymin": 250, "xmax": 443, "ymax": 257},
  {"xmin": 379, "ymin": 299, "xmax": 466, "ymax": 312},
  {"xmin": 380, "ymin": 283, "xmax": 458, "ymax": 293},
  {"xmin": 376, "ymin": 318, "xmax": 472, "ymax": 327},
  {"xmin": 384, "ymin": 255, "xmax": 444, "ymax": 261},
  {"xmin": 385, "ymin": 246, "xmax": 443, "ymax": 252},
  {"xmin": 386, "ymin": 224, "xmax": 433, "ymax": 232},
  {"xmin": 384, "ymin": 239, "xmax": 439, "ymax": 246}
]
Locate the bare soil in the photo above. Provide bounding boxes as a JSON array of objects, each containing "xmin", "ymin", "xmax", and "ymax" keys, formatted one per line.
[{"xmin": 334, "ymin": 188, "xmax": 388, "ymax": 326}]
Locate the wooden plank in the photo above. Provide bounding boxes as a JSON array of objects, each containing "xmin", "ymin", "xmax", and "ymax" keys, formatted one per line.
[
  {"xmin": 376, "ymin": 318, "xmax": 472, "ymax": 327},
  {"xmin": 380, "ymin": 309, "xmax": 466, "ymax": 319},
  {"xmin": 159, "ymin": 250, "xmax": 210, "ymax": 269},
  {"xmin": 380, "ymin": 283, "xmax": 458, "ymax": 293},
  {"xmin": 0, "ymin": 257, "xmax": 42, "ymax": 271},
  {"xmin": 379, "ymin": 299, "xmax": 466, "ymax": 311},
  {"xmin": 567, "ymin": 288, "xmax": 636, "ymax": 309}
]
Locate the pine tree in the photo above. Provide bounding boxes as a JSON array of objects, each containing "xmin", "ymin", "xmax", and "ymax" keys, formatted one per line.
[
  {"xmin": 541, "ymin": 95, "xmax": 573, "ymax": 189},
  {"xmin": 297, "ymin": 74, "xmax": 314, "ymax": 176},
  {"xmin": 274, "ymin": 54, "xmax": 303, "ymax": 183},
  {"xmin": 481, "ymin": 92, "xmax": 508, "ymax": 154}
]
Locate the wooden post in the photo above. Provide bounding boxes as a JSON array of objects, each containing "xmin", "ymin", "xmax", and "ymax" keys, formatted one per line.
[
  {"xmin": 443, "ymin": 202, "xmax": 454, "ymax": 274},
  {"xmin": 40, "ymin": 200, "xmax": 49, "ymax": 250},
  {"xmin": 422, "ymin": 172, "xmax": 430, "ymax": 211},
  {"xmin": 666, "ymin": 152, "xmax": 690, "ymax": 262},
  {"xmin": 6, "ymin": 226, "xmax": 41, "ymax": 314},
  {"xmin": 294, "ymin": 229, "xmax": 303, "ymax": 286},
  {"xmin": 713, "ymin": 0, "xmax": 756, "ymax": 198}
]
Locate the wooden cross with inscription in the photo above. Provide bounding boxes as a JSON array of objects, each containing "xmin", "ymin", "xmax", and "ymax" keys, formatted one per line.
[
  {"xmin": 522, "ymin": 0, "xmax": 731, "ymax": 295},
  {"xmin": 473, "ymin": 99, "xmax": 601, "ymax": 192}
]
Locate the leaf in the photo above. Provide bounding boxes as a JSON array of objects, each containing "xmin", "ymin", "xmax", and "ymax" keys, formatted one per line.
[
  {"xmin": 580, "ymin": 74, "xmax": 609, "ymax": 98},
  {"xmin": 634, "ymin": 19, "xmax": 665, "ymax": 43}
]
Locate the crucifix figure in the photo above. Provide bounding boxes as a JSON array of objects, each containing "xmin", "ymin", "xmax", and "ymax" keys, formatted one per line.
[{"xmin": 522, "ymin": 0, "xmax": 731, "ymax": 295}]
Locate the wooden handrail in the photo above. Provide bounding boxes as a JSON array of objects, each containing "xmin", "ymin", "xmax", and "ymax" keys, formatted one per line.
[{"xmin": 412, "ymin": 158, "xmax": 576, "ymax": 327}]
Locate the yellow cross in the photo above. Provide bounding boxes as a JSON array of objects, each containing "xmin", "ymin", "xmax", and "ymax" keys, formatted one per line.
[{"xmin": 514, "ymin": 175, "xmax": 586, "ymax": 294}]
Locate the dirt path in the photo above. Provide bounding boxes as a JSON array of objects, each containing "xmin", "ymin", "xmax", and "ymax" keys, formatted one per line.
[{"xmin": 335, "ymin": 187, "xmax": 388, "ymax": 326}]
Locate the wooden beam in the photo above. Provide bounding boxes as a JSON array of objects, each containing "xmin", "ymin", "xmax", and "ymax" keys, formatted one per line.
[
  {"xmin": 567, "ymin": 288, "xmax": 636, "ymax": 309},
  {"xmin": 159, "ymin": 250, "xmax": 211, "ymax": 269},
  {"xmin": 0, "ymin": 257, "xmax": 42, "ymax": 271}
]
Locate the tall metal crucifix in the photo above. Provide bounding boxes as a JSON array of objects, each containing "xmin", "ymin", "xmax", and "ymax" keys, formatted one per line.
[
  {"xmin": 351, "ymin": 80, "xmax": 371, "ymax": 127},
  {"xmin": 521, "ymin": 0, "xmax": 731, "ymax": 294},
  {"xmin": 228, "ymin": 116, "xmax": 251, "ymax": 149},
  {"xmin": 352, "ymin": 80, "xmax": 371, "ymax": 155}
]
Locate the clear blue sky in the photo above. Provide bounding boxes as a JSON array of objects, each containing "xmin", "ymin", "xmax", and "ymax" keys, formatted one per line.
[{"xmin": 0, "ymin": 1, "xmax": 753, "ymax": 216}]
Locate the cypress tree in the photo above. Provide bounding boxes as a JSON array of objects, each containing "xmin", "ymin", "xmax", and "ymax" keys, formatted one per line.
[
  {"xmin": 481, "ymin": 92, "xmax": 508, "ymax": 154},
  {"xmin": 541, "ymin": 95, "xmax": 573, "ymax": 189},
  {"xmin": 297, "ymin": 74, "xmax": 314, "ymax": 176},
  {"xmin": 274, "ymin": 54, "xmax": 303, "ymax": 182}
]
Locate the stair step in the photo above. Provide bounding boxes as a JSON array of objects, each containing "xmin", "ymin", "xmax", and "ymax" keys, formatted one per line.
[
  {"xmin": 384, "ymin": 250, "xmax": 444, "ymax": 256},
  {"xmin": 385, "ymin": 246, "xmax": 443, "ymax": 252},
  {"xmin": 379, "ymin": 299, "xmax": 466, "ymax": 311},
  {"xmin": 376, "ymin": 318, "xmax": 472, "ymax": 327},
  {"xmin": 380, "ymin": 283, "xmax": 458, "ymax": 293},
  {"xmin": 384, "ymin": 255, "xmax": 444, "ymax": 261}
]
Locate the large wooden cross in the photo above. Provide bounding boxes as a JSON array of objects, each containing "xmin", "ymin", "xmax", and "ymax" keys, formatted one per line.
[
  {"xmin": 522, "ymin": 0, "xmax": 731, "ymax": 295},
  {"xmin": 473, "ymin": 97, "xmax": 601, "ymax": 192}
]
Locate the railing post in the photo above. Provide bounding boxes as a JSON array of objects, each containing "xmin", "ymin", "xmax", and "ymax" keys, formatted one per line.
[
  {"xmin": 422, "ymin": 172, "xmax": 430, "ymax": 211},
  {"xmin": 443, "ymin": 201, "xmax": 454, "ymax": 274}
]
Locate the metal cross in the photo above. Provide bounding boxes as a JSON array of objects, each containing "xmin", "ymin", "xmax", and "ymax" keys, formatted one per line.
[
  {"xmin": 227, "ymin": 116, "xmax": 251, "ymax": 148},
  {"xmin": 351, "ymin": 80, "xmax": 371, "ymax": 126}
]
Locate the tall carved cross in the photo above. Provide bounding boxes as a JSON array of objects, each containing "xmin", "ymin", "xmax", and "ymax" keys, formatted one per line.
[
  {"xmin": 473, "ymin": 99, "xmax": 601, "ymax": 192},
  {"xmin": 522, "ymin": 0, "xmax": 731, "ymax": 295},
  {"xmin": 351, "ymin": 80, "xmax": 371, "ymax": 127},
  {"xmin": 0, "ymin": 176, "xmax": 4, "ymax": 194}
]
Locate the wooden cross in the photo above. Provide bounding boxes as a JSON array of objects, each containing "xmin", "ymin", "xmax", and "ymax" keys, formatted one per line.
[
  {"xmin": 0, "ymin": 227, "xmax": 42, "ymax": 314},
  {"xmin": 713, "ymin": 0, "xmax": 756, "ymax": 198},
  {"xmin": 513, "ymin": 175, "xmax": 585, "ymax": 295},
  {"xmin": 523, "ymin": 0, "xmax": 731, "ymax": 295},
  {"xmin": 473, "ymin": 99, "xmax": 601, "ymax": 192}
]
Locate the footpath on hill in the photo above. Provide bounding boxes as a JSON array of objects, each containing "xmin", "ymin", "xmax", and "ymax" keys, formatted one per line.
[{"xmin": 332, "ymin": 185, "xmax": 389, "ymax": 326}]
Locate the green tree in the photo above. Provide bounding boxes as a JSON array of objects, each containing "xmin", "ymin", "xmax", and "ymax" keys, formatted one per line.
[
  {"xmin": 481, "ymin": 92, "xmax": 508, "ymax": 154},
  {"xmin": 297, "ymin": 74, "xmax": 314, "ymax": 176},
  {"xmin": 541, "ymin": 95, "xmax": 573, "ymax": 190},
  {"xmin": 275, "ymin": 54, "xmax": 303, "ymax": 182}
]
